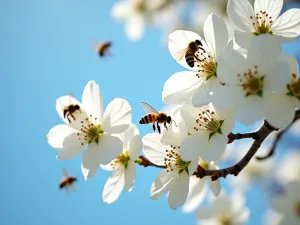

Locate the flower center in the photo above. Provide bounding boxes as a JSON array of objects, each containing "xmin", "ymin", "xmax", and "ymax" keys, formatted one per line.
[
  {"xmin": 199, "ymin": 160, "xmax": 209, "ymax": 169},
  {"xmin": 193, "ymin": 109, "xmax": 224, "ymax": 140},
  {"xmin": 218, "ymin": 212, "xmax": 233, "ymax": 225},
  {"xmin": 77, "ymin": 115, "xmax": 104, "ymax": 146},
  {"xmin": 111, "ymin": 151, "xmax": 130, "ymax": 169},
  {"xmin": 134, "ymin": 0, "xmax": 146, "ymax": 13},
  {"xmin": 250, "ymin": 11, "xmax": 273, "ymax": 35},
  {"xmin": 238, "ymin": 65, "xmax": 264, "ymax": 97},
  {"xmin": 195, "ymin": 51, "xmax": 218, "ymax": 81},
  {"xmin": 165, "ymin": 145, "xmax": 190, "ymax": 174},
  {"xmin": 286, "ymin": 74, "xmax": 300, "ymax": 101}
]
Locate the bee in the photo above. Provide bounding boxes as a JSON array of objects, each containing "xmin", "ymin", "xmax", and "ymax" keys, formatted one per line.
[
  {"xmin": 63, "ymin": 93, "xmax": 81, "ymax": 123},
  {"xmin": 90, "ymin": 40, "xmax": 112, "ymax": 57},
  {"xmin": 59, "ymin": 168, "xmax": 77, "ymax": 193},
  {"xmin": 173, "ymin": 39, "xmax": 205, "ymax": 67},
  {"xmin": 139, "ymin": 102, "xmax": 176, "ymax": 134}
]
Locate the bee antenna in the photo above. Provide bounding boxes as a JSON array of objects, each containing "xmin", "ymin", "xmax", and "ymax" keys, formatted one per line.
[{"xmin": 172, "ymin": 119, "xmax": 177, "ymax": 127}]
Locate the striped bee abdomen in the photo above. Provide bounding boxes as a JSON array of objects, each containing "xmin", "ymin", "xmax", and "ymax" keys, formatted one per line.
[
  {"xmin": 185, "ymin": 51, "xmax": 195, "ymax": 67},
  {"xmin": 139, "ymin": 114, "xmax": 157, "ymax": 124}
]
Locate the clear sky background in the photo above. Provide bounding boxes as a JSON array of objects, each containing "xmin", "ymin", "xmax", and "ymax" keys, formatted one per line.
[{"xmin": 1, "ymin": 0, "xmax": 300, "ymax": 225}]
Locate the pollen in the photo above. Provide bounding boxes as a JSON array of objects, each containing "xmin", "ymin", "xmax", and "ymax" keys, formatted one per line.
[
  {"xmin": 164, "ymin": 145, "xmax": 190, "ymax": 174},
  {"xmin": 134, "ymin": 0, "xmax": 146, "ymax": 13},
  {"xmin": 238, "ymin": 65, "xmax": 264, "ymax": 97},
  {"xmin": 251, "ymin": 10, "xmax": 273, "ymax": 35},
  {"xmin": 287, "ymin": 75, "xmax": 300, "ymax": 100},
  {"xmin": 111, "ymin": 151, "xmax": 130, "ymax": 169},
  {"xmin": 77, "ymin": 115, "xmax": 104, "ymax": 146},
  {"xmin": 193, "ymin": 109, "xmax": 224, "ymax": 139},
  {"xmin": 218, "ymin": 212, "xmax": 233, "ymax": 225},
  {"xmin": 194, "ymin": 48, "xmax": 217, "ymax": 81}
]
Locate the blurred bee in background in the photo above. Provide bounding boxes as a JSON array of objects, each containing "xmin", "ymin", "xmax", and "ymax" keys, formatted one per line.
[
  {"xmin": 173, "ymin": 39, "xmax": 205, "ymax": 67},
  {"xmin": 63, "ymin": 92, "xmax": 81, "ymax": 123},
  {"xmin": 139, "ymin": 102, "xmax": 177, "ymax": 134},
  {"xmin": 90, "ymin": 40, "xmax": 112, "ymax": 57},
  {"xmin": 59, "ymin": 168, "xmax": 77, "ymax": 193}
]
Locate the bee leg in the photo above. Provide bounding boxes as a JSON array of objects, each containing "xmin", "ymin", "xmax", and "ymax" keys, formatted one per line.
[
  {"xmin": 71, "ymin": 114, "xmax": 76, "ymax": 121},
  {"xmin": 152, "ymin": 123, "xmax": 156, "ymax": 132},
  {"xmin": 66, "ymin": 114, "xmax": 71, "ymax": 123},
  {"xmin": 164, "ymin": 122, "xmax": 168, "ymax": 130},
  {"xmin": 199, "ymin": 46, "xmax": 206, "ymax": 53},
  {"xmin": 157, "ymin": 123, "xmax": 161, "ymax": 134}
]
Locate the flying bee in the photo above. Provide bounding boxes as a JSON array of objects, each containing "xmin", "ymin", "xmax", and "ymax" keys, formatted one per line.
[
  {"xmin": 59, "ymin": 168, "xmax": 77, "ymax": 193},
  {"xmin": 90, "ymin": 40, "xmax": 112, "ymax": 57},
  {"xmin": 139, "ymin": 102, "xmax": 177, "ymax": 134},
  {"xmin": 173, "ymin": 39, "xmax": 205, "ymax": 68},
  {"xmin": 63, "ymin": 93, "xmax": 81, "ymax": 123}
]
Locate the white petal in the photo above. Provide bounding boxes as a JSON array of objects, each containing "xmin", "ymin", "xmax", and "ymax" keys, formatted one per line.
[
  {"xmin": 212, "ymin": 85, "xmax": 242, "ymax": 111},
  {"xmin": 199, "ymin": 134, "xmax": 227, "ymax": 162},
  {"xmin": 280, "ymin": 55, "xmax": 299, "ymax": 75},
  {"xmin": 124, "ymin": 161, "xmax": 136, "ymax": 192},
  {"xmin": 204, "ymin": 13, "xmax": 228, "ymax": 60},
  {"xmin": 234, "ymin": 30, "xmax": 255, "ymax": 49},
  {"xmin": 111, "ymin": 0, "xmax": 131, "ymax": 21},
  {"xmin": 47, "ymin": 124, "xmax": 83, "ymax": 160},
  {"xmin": 81, "ymin": 135, "xmax": 123, "ymax": 180},
  {"xmin": 102, "ymin": 168, "xmax": 125, "ymax": 204},
  {"xmin": 272, "ymin": 195, "xmax": 289, "ymax": 213},
  {"xmin": 128, "ymin": 135, "xmax": 143, "ymax": 160},
  {"xmin": 151, "ymin": 170, "xmax": 176, "ymax": 199},
  {"xmin": 265, "ymin": 59, "xmax": 290, "ymax": 92},
  {"xmin": 217, "ymin": 41, "xmax": 247, "ymax": 84},
  {"xmin": 161, "ymin": 129, "xmax": 181, "ymax": 146},
  {"xmin": 192, "ymin": 84, "xmax": 213, "ymax": 107},
  {"xmin": 162, "ymin": 71, "xmax": 201, "ymax": 104},
  {"xmin": 168, "ymin": 30, "xmax": 203, "ymax": 71},
  {"xmin": 183, "ymin": 176, "xmax": 207, "ymax": 213},
  {"xmin": 168, "ymin": 172, "xmax": 189, "ymax": 210},
  {"xmin": 272, "ymin": 9, "xmax": 300, "ymax": 38},
  {"xmin": 102, "ymin": 98, "xmax": 132, "ymax": 134},
  {"xmin": 119, "ymin": 124, "xmax": 140, "ymax": 149},
  {"xmin": 227, "ymin": 0, "xmax": 255, "ymax": 31},
  {"xmin": 180, "ymin": 134, "xmax": 203, "ymax": 161},
  {"xmin": 237, "ymin": 97, "xmax": 266, "ymax": 125},
  {"xmin": 142, "ymin": 133, "xmax": 166, "ymax": 166},
  {"xmin": 265, "ymin": 94, "xmax": 295, "ymax": 129},
  {"xmin": 254, "ymin": 0, "xmax": 283, "ymax": 20},
  {"xmin": 209, "ymin": 180, "xmax": 221, "ymax": 197},
  {"xmin": 235, "ymin": 208, "xmax": 250, "ymax": 225},
  {"xmin": 125, "ymin": 16, "xmax": 144, "ymax": 41},
  {"xmin": 247, "ymin": 34, "xmax": 281, "ymax": 75}
]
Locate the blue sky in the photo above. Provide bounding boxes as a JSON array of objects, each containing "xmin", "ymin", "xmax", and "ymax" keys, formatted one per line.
[{"xmin": 1, "ymin": 0, "xmax": 299, "ymax": 225}]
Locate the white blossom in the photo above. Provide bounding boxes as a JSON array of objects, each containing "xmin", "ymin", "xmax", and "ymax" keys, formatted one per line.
[
  {"xmin": 227, "ymin": 0, "xmax": 300, "ymax": 49},
  {"xmin": 47, "ymin": 81, "xmax": 132, "ymax": 180},
  {"xmin": 102, "ymin": 124, "xmax": 143, "ymax": 204}
]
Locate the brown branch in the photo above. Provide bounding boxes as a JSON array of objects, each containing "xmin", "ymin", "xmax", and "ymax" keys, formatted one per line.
[
  {"xmin": 227, "ymin": 131, "xmax": 259, "ymax": 144},
  {"xmin": 256, "ymin": 109, "xmax": 300, "ymax": 160},
  {"xmin": 136, "ymin": 156, "xmax": 166, "ymax": 169}
]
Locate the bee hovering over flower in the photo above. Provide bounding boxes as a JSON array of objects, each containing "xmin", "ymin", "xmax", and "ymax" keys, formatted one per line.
[
  {"xmin": 63, "ymin": 92, "xmax": 81, "ymax": 123},
  {"xmin": 139, "ymin": 102, "xmax": 177, "ymax": 134},
  {"xmin": 90, "ymin": 40, "xmax": 112, "ymax": 57},
  {"xmin": 172, "ymin": 39, "xmax": 205, "ymax": 68},
  {"xmin": 59, "ymin": 168, "xmax": 77, "ymax": 193}
]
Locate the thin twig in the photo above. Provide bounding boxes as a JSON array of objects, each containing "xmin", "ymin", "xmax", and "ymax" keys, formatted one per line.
[
  {"xmin": 136, "ymin": 156, "xmax": 166, "ymax": 168},
  {"xmin": 227, "ymin": 132, "xmax": 259, "ymax": 144}
]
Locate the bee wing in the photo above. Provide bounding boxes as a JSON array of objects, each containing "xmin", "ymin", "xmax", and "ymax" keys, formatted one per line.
[
  {"xmin": 172, "ymin": 48, "xmax": 189, "ymax": 61},
  {"xmin": 71, "ymin": 184, "xmax": 77, "ymax": 192},
  {"xmin": 62, "ymin": 168, "xmax": 69, "ymax": 177},
  {"xmin": 140, "ymin": 102, "xmax": 159, "ymax": 114}
]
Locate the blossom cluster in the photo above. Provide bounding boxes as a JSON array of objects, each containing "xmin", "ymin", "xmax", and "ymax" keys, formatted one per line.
[{"xmin": 47, "ymin": 0, "xmax": 300, "ymax": 224}]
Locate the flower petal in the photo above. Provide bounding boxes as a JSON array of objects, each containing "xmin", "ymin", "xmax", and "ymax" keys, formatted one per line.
[
  {"xmin": 182, "ymin": 176, "xmax": 207, "ymax": 213},
  {"xmin": 271, "ymin": 8, "xmax": 300, "ymax": 38},
  {"xmin": 204, "ymin": 13, "xmax": 228, "ymax": 60},
  {"xmin": 162, "ymin": 71, "xmax": 201, "ymax": 104},
  {"xmin": 81, "ymin": 135, "xmax": 123, "ymax": 180},
  {"xmin": 254, "ymin": 0, "xmax": 283, "ymax": 20},
  {"xmin": 265, "ymin": 59, "xmax": 290, "ymax": 92},
  {"xmin": 247, "ymin": 34, "xmax": 281, "ymax": 75},
  {"xmin": 124, "ymin": 161, "xmax": 136, "ymax": 192},
  {"xmin": 234, "ymin": 30, "xmax": 255, "ymax": 49},
  {"xmin": 237, "ymin": 97, "xmax": 266, "ymax": 125},
  {"xmin": 125, "ymin": 16, "xmax": 144, "ymax": 41},
  {"xmin": 180, "ymin": 134, "xmax": 203, "ymax": 161},
  {"xmin": 119, "ymin": 124, "xmax": 140, "ymax": 149},
  {"xmin": 151, "ymin": 170, "xmax": 176, "ymax": 200},
  {"xmin": 209, "ymin": 180, "xmax": 221, "ymax": 197},
  {"xmin": 168, "ymin": 30, "xmax": 203, "ymax": 71},
  {"xmin": 81, "ymin": 80, "xmax": 103, "ymax": 123},
  {"xmin": 142, "ymin": 133, "xmax": 166, "ymax": 166},
  {"xmin": 199, "ymin": 134, "xmax": 227, "ymax": 162},
  {"xmin": 192, "ymin": 84, "xmax": 214, "ymax": 107},
  {"xmin": 47, "ymin": 124, "xmax": 83, "ymax": 160},
  {"xmin": 168, "ymin": 172, "xmax": 189, "ymax": 210},
  {"xmin": 102, "ymin": 98, "xmax": 132, "ymax": 134},
  {"xmin": 227, "ymin": 0, "xmax": 255, "ymax": 32},
  {"xmin": 128, "ymin": 135, "xmax": 143, "ymax": 160},
  {"xmin": 280, "ymin": 55, "xmax": 299, "ymax": 75},
  {"xmin": 102, "ymin": 168, "xmax": 125, "ymax": 204},
  {"xmin": 111, "ymin": 0, "xmax": 132, "ymax": 21}
]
